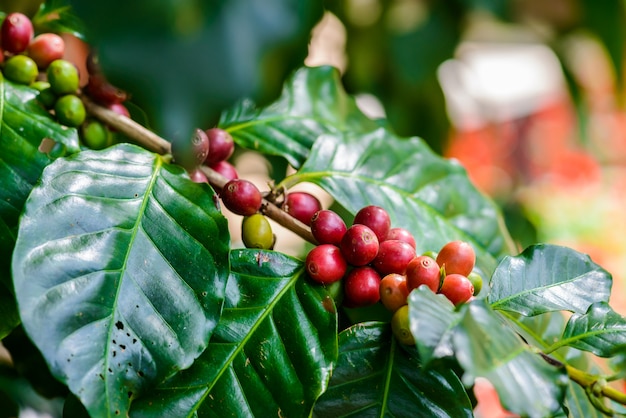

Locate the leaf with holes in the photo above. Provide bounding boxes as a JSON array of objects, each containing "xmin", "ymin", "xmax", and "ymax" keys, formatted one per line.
[
  {"xmin": 131, "ymin": 249, "xmax": 337, "ymax": 417},
  {"xmin": 282, "ymin": 128, "xmax": 508, "ymax": 275},
  {"xmin": 312, "ymin": 322, "xmax": 473, "ymax": 417},
  {"xmin": 11, "ymin": 144, "xmax": 230, "ymax": 417}
]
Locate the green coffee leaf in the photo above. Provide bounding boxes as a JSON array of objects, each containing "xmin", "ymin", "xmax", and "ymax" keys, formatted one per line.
[
  {"xmin": 453, "ymin": 299, "xmax": 568, "ymax": 417},
  {"xmin": 489, "ymin": 244, "xmax": 612, "ymax": 316},
  {"xmin": 12, "ymin": 144, "xmax": 230, "ymax": 417},
  {"xmin": 219, "ymin": 66, "xmax": 378, "ymax": 169},
  {"xmin": 548, "ymin": 302, "xmax": 626, "ymax": 357},
  {"xmin": 0, "ymin": 75, "xmax": 80, "ymax": 337},
  {"xmin": 408, "ymin": 286, "xmax": 460, "ymax": 365},
  {"xmin": 131, "ymin": 249, "xmax": 337, "ymax": 417},
  {"xmin": 284, "ymin": 128, "xmax": 508, "ymax": 273},
  {"xmin": 312, "ymin": 322, "xmax": 473, "ymax": 417},
  {"xmin": 32, "ymin": 0, "xmax": 86, "ymax": 38}
]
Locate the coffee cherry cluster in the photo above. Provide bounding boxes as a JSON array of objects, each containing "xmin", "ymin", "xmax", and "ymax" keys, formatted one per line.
[
  {"xmin": 173, "ymin": 126, "xmax": 239, "ymax": 188},
  {"xmin": 0, "ymin": 12, "xmax": 133, "ymax": 152},
  {"xmin": 303, "ymin": 203, "xmax": 484, "ymax": 345}
]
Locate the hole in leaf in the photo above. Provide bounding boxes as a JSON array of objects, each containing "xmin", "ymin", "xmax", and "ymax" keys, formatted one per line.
[
  {"xmin": 38, "ymin": 137, "xmax": 55, "ymax": 153},
  {"xmin": 115, "ymin": 321, "xmax": 124, "ymax": 330}
]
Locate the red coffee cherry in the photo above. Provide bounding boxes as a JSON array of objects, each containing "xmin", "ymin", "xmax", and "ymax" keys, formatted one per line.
[
  {"xmin": 353, "ymin": 205, "xmax": 391, "ymax": 242},
  {"xmin": 172, "ymin": 129, "xmax": 210, "ymax": 170},
  {"xmin": 1, "ymin": 13, "xmax": 33, "ymax": 54},
  {"xmin": 310, "ymin": 209, "xmax": 347, "ymax": 246},
  {"xmin": 284, "ymin": 191, "xmax": 322, "ymax": 226},
  {"xmin": 436, "ymin": 240, "xmax": 476, "ymax": 277},
  {"xmin": 343, "ymin": 266, "xmax": 381, "ymax": 308},
  {"xmin": 379, "ymin": 273, "xmax": 409, "ymax": 313},
  {"xmin": 204, "ymin": 128, "xmax": 235, "ymax": 165},
  {"xmin": 372, "ymin": 239, "xmax": 416, "ymax": 276},
  {"xmin": 305, "ymin": 244, "xmax": 347, "ymax": 284},
  {"xmin": 85, "ymin": 72, "xmax": 129, "ymax": 104},
  {"xmin": 188, "ymin": 168, "xmax": 208, "ymax": 183},
  {"xmin": 209, "ymin": 160, "xmax": 238, "ymax": 182},
  {"xmin": 387, "ymin": 227, "xmax": 416, "ymax": 249},
  {"xmin": 439, "ymin": 273, "xmax": 474, "ymax": 306},
  {"xmin": 340, "ymin": 224, "xmax": 379, "ymax": 266},
  {"xmin": 220, "ymin": 179, "xmax": 262, "ymax": 216},
  {"xmin": 26, "ymin": 33, "xmax": 65, "ymax": 69},
  {"xmin": 405, "ymin": 255, "xmax": 441, "ymax": 293}
]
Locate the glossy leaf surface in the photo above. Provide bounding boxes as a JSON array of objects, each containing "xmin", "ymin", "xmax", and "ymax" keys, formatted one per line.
[
  {"xmin": 551, "ymin": 302, "xmax": 626, "ymax": 357},
  {"xmin": 284, "ymin": 128, "xmax": 508, "ymax": 274},
  {"xmin": 0, "ymin": 76, "xmax": 80, "ymax": 337},
  {"xmin": 313, "ymin": 322, "xmax": 473, "ymax": 417},
  {"xmin": 489, "ymin": 244, "xmax": 612, "ymax": 316},
  {"xmin": 219, "ymin": 66, "xmax": 378, "ymax": 168},
  {"xmin": 131, "ymin": 249, "xmax": 337, "ymax": 417},
  {"xmin": 12, "ymin": 144, "xmax": 230, "ymax": 417},
  {"xmin": 32, "ymin": 0, "xmax": 86, "ymax": 38},
  {"xmin": 409, "ymin": 291, "xmax": 568, "ymax": 417}
]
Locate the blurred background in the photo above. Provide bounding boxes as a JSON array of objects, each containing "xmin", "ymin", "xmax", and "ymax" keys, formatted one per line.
[{"xmin": 303, "ymin": 0, "xmax": 626, "ymax": 317}]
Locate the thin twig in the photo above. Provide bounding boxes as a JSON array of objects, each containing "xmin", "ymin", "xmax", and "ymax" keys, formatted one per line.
[{"xmin": 84, "ymin": 97, "xmax": 318, "ymax": 245}]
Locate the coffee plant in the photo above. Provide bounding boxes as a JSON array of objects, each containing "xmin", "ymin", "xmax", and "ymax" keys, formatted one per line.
[{"xmin": 2, "ymin": 1, "xmax": 626, "ymax": 418}]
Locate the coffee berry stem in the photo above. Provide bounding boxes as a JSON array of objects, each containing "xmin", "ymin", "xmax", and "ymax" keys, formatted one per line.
[
  {"xmin": 81, "ymin": 95, "xmax": 171, "ymax": 155},
  {"xmin": 83, "ymin": 96, "xmax": 319, "ymax": 245}
]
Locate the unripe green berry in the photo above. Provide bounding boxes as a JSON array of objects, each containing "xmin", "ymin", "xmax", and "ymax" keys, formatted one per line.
[
  {"xmin": 241, "ymin": 214, "xmax": 274, "ymax": 249},
  {"xmin": 47, "ymin": 59, "xmax": 79, "ymax": 95},
  {"xmin": 3, "ymin": 55, "xmax": 38, "ymax": 85},
  {"xmin": 31, "ymin": 81, "xmax": 56, "ymax": 108},
  {"xmin": 54, "ymin": 94, "xmax": 86, "ymax": 127},
  {"xmin": 81, "ymin": 119, "xmax": 111, "ymax": 150}
]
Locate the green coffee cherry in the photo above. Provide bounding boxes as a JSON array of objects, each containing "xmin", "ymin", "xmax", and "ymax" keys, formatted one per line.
[
  {"xmin": 4, "ymin": 55, "xmax": 38, "ymax": 85},
  {"xmin": 81, "ymin": 119, "xmax": 111, "ymax": 150},
  {"xmin": 241, "ymin": 214, "xmax": 274, "ymax": 249},
  {"xmin": 47, "ymin": 59, "xmax": 79, "ymax": 95},
  {"xmin": 467, "ymin": 271, "xmax": 483, "ymax": 296},
  {"xmin": 54, "ymin": 94, "xmax": 86, "ymax": 127},
  {"xmin": 31, "ymin": 80, "xmax": 56, "ymax": 108}
]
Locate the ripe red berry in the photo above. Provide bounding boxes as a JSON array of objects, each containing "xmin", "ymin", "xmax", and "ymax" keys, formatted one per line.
[
  {"xmin": 305, "ymin": 244, "xmax": 347, "ymax": 284},
  {"xmin": 26, "ymin": 33, "xmax": 65, "ymax": 69},
  {"xmin": 372, "ymin": 239, "xmax": 416, "ymax": 276},
  {"xmin": 284, "ymin": 191, "xmax": 322, "ymax": 226},
  {"xmin": 172, "ymin": 129, "xmax": 210, "ymax": 170},
  {"xmin": 379, "ymin": 273, "xmax": 409, "ymax": 313},
  {"xmin": 188, "ymin": 168, "xmax": 208, "ymax": 183},
  {"xmin": 439, "ymin": 273, "xmax": 474, "ymax": 306},
  {"xmin": 387, "ymin": 227, "xmax": 416, "ymax": 249},
  {"xmin": 343, "ymin": 266, "xmax": 381, "ymax": 308},
  {"xmin": 340, "ymin": 224, "xmax": 379, "ymax": 266},
  {"xmin": 405, "ymin": 255, "xmax": 441, "ymax": 293},
  {"xmin": 310, "ymin": 209, "xmax": 347, "ymax": 245},
  {"xmin": 204, "ymin": 128, "xmax": 234, "ymax": 165},
  {"xmin": 85, "ymin": 72, "xmax": 129, "ymax": 104},
  {"xmin": 1, "ymin": 13, "xmax": 33, "ymax": 54},
  {"xmin": 353, "ymin": 205, "xmax": 391, "ymax": 242},
  {"xmin": 209, "ymin": 160, "xmax": 238, "ymax": 181},
  {"xmin": 436, "ymin": 240, "xmax": 476, "ymax": 277},
  {"xmin": 220, "ymin": 179, "xmax": 262, "ymax": 216}
]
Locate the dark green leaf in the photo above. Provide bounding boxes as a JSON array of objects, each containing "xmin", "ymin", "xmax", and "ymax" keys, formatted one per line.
[
  {"xmin": 0, "ymin": 76, "xmax": 80, "ymax": 338},
  {"xmin": 12, "ymin": 144, "xmax": 230, "ymax": 417},
  {"xmin": 452, "ymin": 299, "xmax": 568, "ymax": 418},
  {"xmin": 408, "ymin": 286, "xmax": 460, "ymax": 366},
  {"xmin": 548, "ymin": 302, "xmax": 626, "ymax": 357},
  {"xmin": 313, "ymin": 322, "xmax": 473, "ymax": 417},
  {"xmin": 69, "ymin": 0, "xmax": 324, "ymax": 141},
  {"xmin": 32, "ymin": 0, "xmax": 86, "ymax": 38},
  {"xmin": 489, "ymin": 244, "xmax": 612, "ymax": 316},
  {"xmin": 284, "ymin": 128, "xmax": 509, "ymax": 273},
  {"xmin": 219, "ymin": 66, "xmax": 378, "ymax": 169},
  {"xmin": 131, "ymin": 249, "xmax": 337, "ymax": 417}
]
